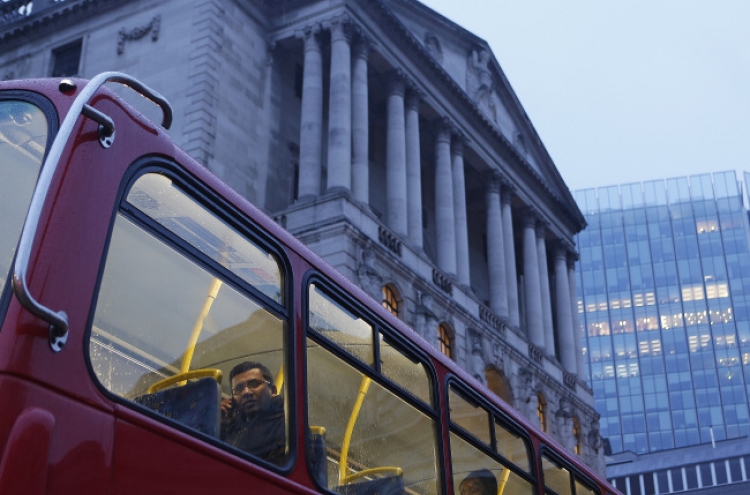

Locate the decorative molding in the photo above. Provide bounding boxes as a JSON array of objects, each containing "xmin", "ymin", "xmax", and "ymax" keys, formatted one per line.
[
  {"xmin": 563, "ymin": 371, "xmax": 577, "ymax": 390},
  {"xmin": 528, "ymin": 343, "xmax": 543, "ymax": 364},
  {"xmin": 117, "ymin": 14, "xmax": 160, "ymax": 55},
  {"xmin": 378, "ymin": 225, "xmax": 402, "ymax": 257},
  {"xmin": 479, "ymin": 305, "xmax": 504, "ymax": 336},
  {"xmin": 432, "ymin": 268, "xmax": 452, "ymax": 295}
]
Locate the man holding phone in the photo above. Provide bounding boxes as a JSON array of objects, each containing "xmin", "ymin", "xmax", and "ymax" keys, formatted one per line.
[{"xmin": 221, "ymin": 361, "xmax": 286, "ymax": 464}]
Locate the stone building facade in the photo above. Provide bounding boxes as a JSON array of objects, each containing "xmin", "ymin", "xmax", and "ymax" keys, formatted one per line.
[{"xmin": 0, "ymin": 0, "xmax": 603, "ymax": 472}]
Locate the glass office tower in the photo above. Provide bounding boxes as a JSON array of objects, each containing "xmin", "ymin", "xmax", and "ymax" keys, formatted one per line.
[{"xmin": 575, "ymin": 171, "xmax": 750, "ymax": 455}]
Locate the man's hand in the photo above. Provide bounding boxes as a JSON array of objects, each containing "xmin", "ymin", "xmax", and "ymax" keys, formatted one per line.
[{"xmin": 221, "ymin": 398, "xmax": 234, "ymax": 421}]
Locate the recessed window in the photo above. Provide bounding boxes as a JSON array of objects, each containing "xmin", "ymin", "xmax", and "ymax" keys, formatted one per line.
[
  {"xmin": 537, "ymin": 392, "xmax": 548, "ymax": 432},
  {"xmin": 438, "ymin": 323, "xmax": 452, "ymax": 358},
  {"xmin": 382, "ymin": 285, "xmax": 399, "ymax": 316},
  {"xmin": 51, "ymin": 39, "xmax": 82, "ymax": 77},
  {"xmin": 573, "ymin": 417, "xmax": 581, "ymax": 455}
]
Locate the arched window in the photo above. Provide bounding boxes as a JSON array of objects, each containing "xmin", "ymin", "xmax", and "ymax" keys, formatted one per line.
[
  {"xmin": 537, "ymin": 392, "xmax": 548, "ymax": 432},
  {"xmin": 438, "ymin": 323, "xmax": 453, "ymax": 359},
  {"xmin": 573, "ymin": 417, "xmax": 581, "ymax": 455},
  {"xmin": 381, "ymin": 285, "xmax": 399, "ymax": 317}
]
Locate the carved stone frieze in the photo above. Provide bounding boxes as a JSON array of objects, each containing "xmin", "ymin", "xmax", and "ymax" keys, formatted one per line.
[{"xmin": 118, "ymin": 14, "xmax": 160, "ymax": 55}]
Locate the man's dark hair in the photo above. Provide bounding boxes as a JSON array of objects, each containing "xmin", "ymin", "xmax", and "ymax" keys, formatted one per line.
[
  {"xmin": 461, "ymin": 469, "xmax": 497, "ymax": 495},
  {"xmin": 229, "ymin": 361, "xmax": 275, "ymax": 386}
]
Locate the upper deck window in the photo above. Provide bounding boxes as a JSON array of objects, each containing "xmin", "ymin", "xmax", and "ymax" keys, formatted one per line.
[
  {"xmin": 89, "ymin": 171, "xmax": 289, "ymax": 466},
  {"xmin": 448, "ymin": 384, "xmax": 534, "ymax": 495},
  {"xmin": 0, "ymin": 99, "xmax": 48, "ymax": 304},
  {"xmin": 306, "ymin": 282, "xmax": 439, "ymax": 495}
]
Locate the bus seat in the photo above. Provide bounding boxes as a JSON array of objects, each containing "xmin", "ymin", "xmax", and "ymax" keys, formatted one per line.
[
  {"xmin": 334, "ymin": 475, "xmax": 405, "ymax": 495},
  {"xmin": 134, "ymin": 377, "xmax": 221, "ymax": 437},
  {"xmin": 309, "ymin": 425, "xmax": 328, "ymax": 487}
]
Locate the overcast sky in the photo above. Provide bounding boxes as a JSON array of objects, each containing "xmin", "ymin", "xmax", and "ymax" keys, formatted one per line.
[{"xmin": 418, "ymin": 0, "xmax": 750, "ymax": 193}]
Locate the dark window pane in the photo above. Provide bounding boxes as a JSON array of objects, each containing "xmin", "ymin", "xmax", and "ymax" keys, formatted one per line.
[
  {"xmin": 642, "ymin": 472, "xmax": 655, "ymax": 495},
  {"xmin": 729, "ymin": 457, "xmax": 742, "ymax": 482},
  {"xmin": 656, "ymin": 470, "xmax": 669, "ymax": 494},
  {"xmin": 715, "ymin": 461, "xmax": 728, "ymax": 485},
  {"xmin": 51, "ymin": 40, "xmax": 82, "ymax": 77},
  {"xmin": 672, "ymin": 468, "xmax": 684, "ymax": 491},
  {"xmin": 630, "ymin": 475, "xmax": 642, "ymax": 495},
  {"xmin": 699, "ymin": 463, "xmax": 713, "ymax": 487}
]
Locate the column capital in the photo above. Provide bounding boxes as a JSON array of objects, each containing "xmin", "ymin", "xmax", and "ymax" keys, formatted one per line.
[
  {"xmin": 486, "ymin": 171, "xmax": 503, "ymax": 194},
  {"xmin": 327, "ymin": 14, "xmax": 353, "ymax": 42},
  {"xmin": 553, "ymin": 239, "xmax": 575, "ymax": 261},
  {"xmin": 434, "ymin": 117, "xmax": 453, "ymax": 143},
  {"xmin": 296, "ymin": 23, "xmax": 322, "ymax": 52},
  {"xmin": 405, "ymin": 88, "xmax": 422, "ymax": 110},
  {"xmin": 500, "ymin": 182, "xmax": 516, "ymax": 203},
  {"xmin": 521, "ymin": 207, "xmax": 539, "ymax": 228},
  {"xmin": 388, "ymin": 69, "xmax": 407, "ymax": 97},
  {"xmin": 567, "ymin": 250, "xmax": 580, "ymax": 267},
  {"xmin": 535, "ymin": 218, "xmax": 549, "ymax": 236},
  {"xmin": 451, "ymin": 132, "xmax": 466, "ymax": 157},
  {"xmin": 352, "ymin": 36, "xmax": 372, "ymax": 61}
]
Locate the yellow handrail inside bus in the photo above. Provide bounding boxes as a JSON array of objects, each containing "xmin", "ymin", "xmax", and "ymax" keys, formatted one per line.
[
  {"xmin": 275, "ymin": 364, "xmax": 284, "ymax": 394},
  {"xmin": 310, "ymin": 426, "xmax": 327, "ymax": 437},
  {"xmin": 339, "ymin": 375, "xmax": 372, "ymax": 485},
  {"xmin": 346, "ymin": 467, "xmax": 403, "ymax": 483},
  {"xmin": 498, "ymin": 467, "xmax": 511, "ymax": 495},
  {"xmin": 147, "ymin": 368, "xmax": 223, "ymax": 394},
  {"xmin": 180, "ymin": 277, "xmax": 223, "ymax": 378}
]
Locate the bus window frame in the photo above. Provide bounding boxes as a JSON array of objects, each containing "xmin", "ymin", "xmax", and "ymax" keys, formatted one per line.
[
  {"xmin": 83, "ymin": 157, "xmax": 296, "ymax": 471},
  {"xmin": 445, "ymin": 377, "xmax": 537, "ymax": 488},
  {"xmin": 0, "ymin": 90, "xmax": 59, "ymax": 329},
  {"xmin": 540, "ymin": 445, "xmax": 601, "ymax": 495},
  {"xmin": 302, "ymin": 271, "xmax": 444, "ymax": 494}
]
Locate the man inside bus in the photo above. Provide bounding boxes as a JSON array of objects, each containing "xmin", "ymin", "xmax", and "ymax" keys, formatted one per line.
[
  {"xmin": 221, "ymin": 361, "xmax": 286, "ymax": 464},
  {"xmin": 459, "ymin": 469, "xmax": 498, "ymax": 495}
]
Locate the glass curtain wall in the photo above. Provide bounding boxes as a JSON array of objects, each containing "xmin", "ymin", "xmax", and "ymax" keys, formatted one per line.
[{"xmin": 576, "ymin": 171, "xmax": 750, "ymax": 454}]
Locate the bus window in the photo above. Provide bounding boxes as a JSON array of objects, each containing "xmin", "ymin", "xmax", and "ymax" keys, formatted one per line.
[
  {"xmin": 379, "ymin": 333, "xmax": 431, "ymax": 405},
  {"xmin": 309, "ymin": 284, "xmax": 374, "ymax": 366},
  {"xmin": 0, "ymin": 100, "xmax": 48, "ymax": 299},
  {"xmin": 494, "ymin": 418, "xmax": 531, "ymax": 473},
  {"xmin": 542, "ymin": 455, "xmax": 573, "ymax": 495},
  {"xmin": 541, "ymin": 453, "xmax": 601, "ymax": 495},
  {"xmin": 89, "ymin": 172, "xmax": 288, "ymax": 465},
  {"xmin": 450, "ymin": 432, "xmax": 534, "ymax": 495},
  {"xmin": 449, "ymin": 386, "xmax": 491, "ymax": 445},
  {"xmin": 575, "ymin": 479, "xmax": 599, "ymax": 495},
  {"xmin": 307, "ymin": 285, "xmax": 440, "ymax": 495}
]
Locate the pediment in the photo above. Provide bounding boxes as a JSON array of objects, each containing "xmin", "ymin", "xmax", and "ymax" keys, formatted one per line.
[{"xmin": 380, "ymin": 0, "xmax": 576, "ymax": 212}]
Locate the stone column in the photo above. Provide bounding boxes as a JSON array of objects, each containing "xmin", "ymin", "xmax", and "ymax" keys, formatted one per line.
[
  {"xmin": 522, "ymin": 209, "xmax": 544, "ymax": 348},
  {"xmin": 405, "ymin": 89, "xmax": 423, "ymax": 249},
  {"xmin": 256, "ymin": 43, "xmax": 275, "ymax": 209},
  {"xmin": 537, "ymin": 222, "xmax": 555, "ymax": 355},
  {"xmin": 326, "ymin": 17, "xmax": 352, "ymax": 192},
  {"xmin": 569, "ymin": 254, "xmax": 586, "ymax": 378},
  {"xmin": 555, "ymin": 244, "xmax": 577, "ymax": 373},
  {"xmin": 351, "ymin": 37, "xmax": 370, "ymax": 205},
  {"xmin": 486, "ymin": 173, "xmax": 508, "ymax": 316},
  {"xmin": 386, "ymin": 72, "xmax": 408, "ymax": 237},
  {"xmin": 452, "ymin": 134, "xmax": 470, "ymax": 286},
  {"xmin": 297, "ymin": 25, "xmax": 323, "ymax": 200},
  {"xmin": 502, "ymin": 185, "xmax": 520, "ymax": 326},
  {"xmin": 435, "ymin": 118, "xmax": 456, "ymax": 276}
]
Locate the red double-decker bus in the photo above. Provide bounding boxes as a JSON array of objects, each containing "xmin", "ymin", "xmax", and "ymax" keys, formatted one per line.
[{"xmin": 0, "ymin": 73, "xmax": 619, "ymax": 495}]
